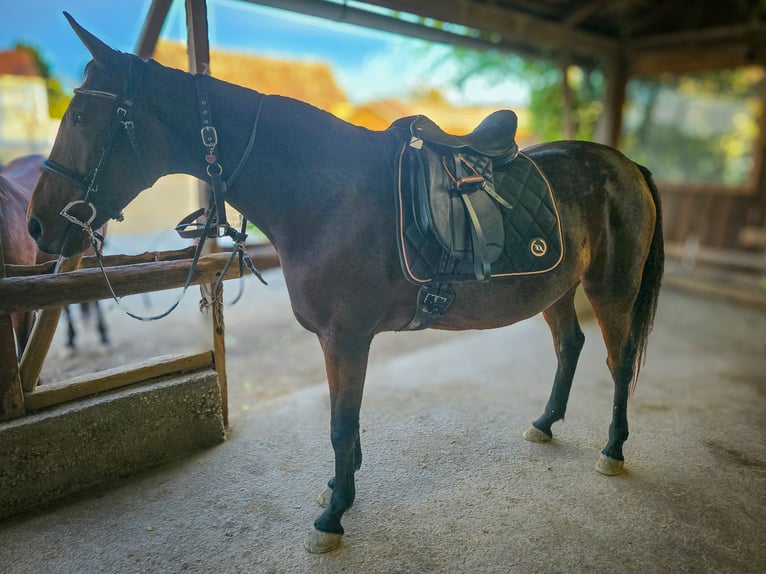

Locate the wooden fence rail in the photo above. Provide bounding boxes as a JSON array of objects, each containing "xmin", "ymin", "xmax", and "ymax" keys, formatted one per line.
[
  {"xmin": 0, "ymin": 244, "xmax": 279, "ymax": 314},
  {"xmin": 0, "ymin": 243, "xmax": 280, "ymax": 423}
]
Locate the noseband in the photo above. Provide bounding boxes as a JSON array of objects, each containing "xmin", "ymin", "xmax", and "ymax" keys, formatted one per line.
[{"xmin": 42, "ymin": 57, "xmax": 150, "ymax": 235}]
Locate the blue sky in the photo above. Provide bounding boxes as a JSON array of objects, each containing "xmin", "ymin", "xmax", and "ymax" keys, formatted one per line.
[{"xmin": 0, "ymin": 0, "xmax": 527, "ymax": 105}]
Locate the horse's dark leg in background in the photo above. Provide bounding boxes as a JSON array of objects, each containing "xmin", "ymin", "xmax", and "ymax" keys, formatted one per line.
[
  {"xmin": 65, "ymin": 302, "xmax": 110, "ymax": 351},
  {"xmin": 524, "ymin": 285, "xmax": 585, "ymax": 443},
  {"xmin": 305, "ymin": 331, "xmax": 372, "ymax": 553},
  {"xmin": 92, "ymin": 301, "xmax": 110, "ymax": 345},
  {"xmin": 63, "ymin": 305, "xmax": 77, "ymax": 350}
]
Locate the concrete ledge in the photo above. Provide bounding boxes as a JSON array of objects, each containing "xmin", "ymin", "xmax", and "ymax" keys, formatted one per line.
[{"xmin": 0, "ymin": 368, "xmax": 225, "ymax": 520}]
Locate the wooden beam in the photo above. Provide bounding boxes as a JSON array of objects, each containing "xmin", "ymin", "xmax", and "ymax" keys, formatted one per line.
[
  {"xmin": 135, "ymin": 0, "xmax": 173, "ymax": 59},
  {"xmin": 185, "ymin": 0, "xmax": 211, "ymax": 75},
  {"xmin": 658, "ymin": 181, "xmax": 756, "ymax": 198},
  {"xmin": 0, "ymin": 245, "xmax": 279, "ymax": 315},
  {"xmin": 24, "ymin": 352, "xmax": 214, "ymax": 411},
  {"xmin": 246, "ymin": 0, "xmax": 618, "ymax": 60},
  {"xmin": 631, "ymin": 22, "xmax": 766, "ymax": 52},
  {"xmin": 563, "ymin": 0, "xmax": 614, "ymax": 27},
  {"xmin": 5, "ymin": 246, "xmax": 198, "ymax": 278},
  {"xmin": 630, "ymin": 44, "xmax": 764, "ymax": 75}
]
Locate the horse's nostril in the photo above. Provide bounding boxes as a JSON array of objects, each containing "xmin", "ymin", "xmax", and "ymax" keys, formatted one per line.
[{"xmin": 28, "ymin": 217, "xmax": 42, "ymax": 242}]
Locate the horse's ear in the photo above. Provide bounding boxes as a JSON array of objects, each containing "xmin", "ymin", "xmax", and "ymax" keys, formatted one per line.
[{"xmin": 63, "ymin": 11, "xmax": 118, "ymax": 66}]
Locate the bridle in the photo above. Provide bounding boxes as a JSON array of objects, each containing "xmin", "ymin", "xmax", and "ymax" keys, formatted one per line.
[
  {"xmin": 41, "ymin": 56, "xmax": 267, "ymax": 320},
  {"xmin": 42, "ymin": 57, "xmax": 151, "ymax": 238}
]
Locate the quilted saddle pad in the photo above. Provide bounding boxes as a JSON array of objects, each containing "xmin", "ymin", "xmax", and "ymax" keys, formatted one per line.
[{"xmin": 395, "ymin": 144, "xmax": 564, "ymax": 284}]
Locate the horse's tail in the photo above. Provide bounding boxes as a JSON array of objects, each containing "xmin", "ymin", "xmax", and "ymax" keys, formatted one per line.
[{"xmin": 629, "ymin": 164, "xmax": 664, "ymax": 394}]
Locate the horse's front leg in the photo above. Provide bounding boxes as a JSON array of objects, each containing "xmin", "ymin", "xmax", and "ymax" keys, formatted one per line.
[{"xmin": 305, "ymin": 331, "xmax": 372, "ymax": 554}]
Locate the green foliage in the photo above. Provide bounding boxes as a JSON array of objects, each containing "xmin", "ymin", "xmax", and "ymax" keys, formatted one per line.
[
  {"xmin": 622, "ymin": 70, "xmax": 763, "ymax": 185},
  {"xmin": 431, "ymin": 43, "xmax": 763, "ymax": 186},
  {"xmin": 432, "ymin": 47, "xmax": 606, "ymax": 141}
]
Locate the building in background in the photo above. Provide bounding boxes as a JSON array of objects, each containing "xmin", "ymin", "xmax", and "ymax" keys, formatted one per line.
[{"xmin": 0, "ymin": 49, "xmax": 54, "ymax": 164}]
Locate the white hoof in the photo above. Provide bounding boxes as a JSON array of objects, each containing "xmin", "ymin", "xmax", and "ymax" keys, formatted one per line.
[
  {"xmin": 523, "ymin": 425, "xmax": 552, "ymax": 443},
  {"xmin": 595, "ymin": 454, "xmax": 624, "ymax": 476},
  {"xmin": 304, "ymin": 528, "xmax": 342, "ymax": 553},
  {"xmin": 316, "ymin": 486, "xmax": 332, "ymax": 508}
]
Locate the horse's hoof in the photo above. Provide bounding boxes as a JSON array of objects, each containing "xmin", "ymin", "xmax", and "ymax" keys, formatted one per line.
[
  {"xmin": 595, "ymin": 454, "xmax": 624, "ymax": 476},
  {"xmin": 304, "ymin": 528, "xmax": 342, "ymax": 553},
  {"xmin": 523, "ymin": 425, "xmax": 552, "ymax": 443},
  {"xmin": 316, "ymin": 486, "xmax": 332, "ymax": 508}
]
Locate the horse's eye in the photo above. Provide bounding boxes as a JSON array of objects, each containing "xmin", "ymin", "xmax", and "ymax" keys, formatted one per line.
[{"xmin": 71, "ymin": 111, "xmax": 88, "ymax": 126}]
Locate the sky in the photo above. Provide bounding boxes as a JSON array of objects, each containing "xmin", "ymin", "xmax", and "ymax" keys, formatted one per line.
[{"xmin": 0, "ymin": 0, "xmax": 528, "ymax": 106}]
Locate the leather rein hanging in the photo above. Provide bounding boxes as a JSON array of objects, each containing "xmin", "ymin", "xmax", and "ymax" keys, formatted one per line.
[{"xmin": 41, "ymin": 59, "xmax": 266, "ymax": 321}]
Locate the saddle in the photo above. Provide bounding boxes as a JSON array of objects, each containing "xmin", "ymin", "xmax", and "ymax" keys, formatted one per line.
[
  {"xmin": 391, "ymin": 110, "xmax": 564, "ymax": 330},
  {"xmin": 391, "ymin": 110, "xmax": 520, "ymax": 282}
]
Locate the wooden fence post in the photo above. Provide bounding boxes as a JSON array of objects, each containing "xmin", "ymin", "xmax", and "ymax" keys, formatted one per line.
[
  {"xmin": 19, "ymin": 254, "xmax": 83, "ymax": 391},
  {"xmin": 0, "ymin": 235, "xmax": 25, "ymax": 421}
]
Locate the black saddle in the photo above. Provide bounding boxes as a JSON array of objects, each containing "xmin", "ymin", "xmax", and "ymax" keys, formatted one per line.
[
  {"xmin": 391, "ymin": 111, "xmax": 520, "ymax": 282},
  {"xmin": 406, "ymin": 110, "xmax": 520, "ymax": 165},
  {"xmin": 391, "ymin": 111, "xmax": 563, "ymax": 329}
]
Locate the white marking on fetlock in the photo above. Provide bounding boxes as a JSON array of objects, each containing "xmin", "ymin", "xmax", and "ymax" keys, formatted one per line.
[
  {"xmin": 304, "ymin": 528, "xmax": 342, "ymax": 553},
  {"xmin": 595, "ymin": 454, "xmax": 624, "ymax": 476},
  {"xmin": 317, "ymin": 486, "xmax": 332, "ymax": 508},
  {"xmin": 523, "ymin": 425, "xmax": 552, "ymax": 443}
]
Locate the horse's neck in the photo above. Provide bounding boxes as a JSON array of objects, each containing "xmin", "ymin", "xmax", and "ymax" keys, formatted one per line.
[{"xmin": 148, "ymin": 67, "xmax": 396, "ymax": 248}]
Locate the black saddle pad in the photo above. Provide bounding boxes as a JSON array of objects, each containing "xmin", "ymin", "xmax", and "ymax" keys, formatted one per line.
[{"xmin": 395, "ymin": 144, "xmax": 564, "ymax": 284}]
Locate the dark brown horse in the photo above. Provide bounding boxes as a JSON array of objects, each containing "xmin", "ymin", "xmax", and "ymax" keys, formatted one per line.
[
  {"xmin": 0, "ymin": 154, "xmax": 109, "ymax": 356},
  {"xmin": 27, "ymin": 15, "xmax": 663, "ymax": 553},
  {"xmin": 0, "ymin": 155, "xmax": 44, "ymax": 356}
]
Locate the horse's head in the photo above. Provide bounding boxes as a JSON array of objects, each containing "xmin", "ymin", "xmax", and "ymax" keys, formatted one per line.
[{"xmin": 27, "ymin": 13, "xmax": 159, "ymax": 256}]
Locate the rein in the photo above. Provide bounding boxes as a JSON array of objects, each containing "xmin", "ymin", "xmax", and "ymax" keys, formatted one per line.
[{"xmin": 42, "ymin": 59, "xmax": 267, "ymax": 321}]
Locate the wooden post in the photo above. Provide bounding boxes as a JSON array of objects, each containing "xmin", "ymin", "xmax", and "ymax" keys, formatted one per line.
[
  {"xmin": 202, "ymin": 283, "xmax": 228, "ymax": 427},
  {"xmin": 19, "ymin": 255, "xmax": 83, "ymax": 392},
  {"xmin": 598, "ymin": 50, "xmax": 629, "ymax": 147},
  {"xmin": 560, "ymin": 55, "xmax": 576, "ymax": 139},
  {"xmin": 135, "ymin": 0, "xmax": 173, "ymax": 59},
  {"xmin": 750, "ymin": 78, "xmax": 766, "ymax": 226},
  {"xmin": 0, "ymin": 234, "xmax": 25, "ymax": 421},
  {"xmin": 185, "ymin": 0, "xmax": 229, "ymax": 425}
]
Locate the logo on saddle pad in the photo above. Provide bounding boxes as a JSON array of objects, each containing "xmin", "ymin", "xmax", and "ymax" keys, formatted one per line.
[{"xmin": 530, "ymin": 238, "xmax": 548, "ymax": 257}]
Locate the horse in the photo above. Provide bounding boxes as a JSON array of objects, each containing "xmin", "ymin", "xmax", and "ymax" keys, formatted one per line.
[
  {"xmin": 0, "ymin": 154, "xmax": 109, "ymax": 357},
  {"xmin": 27, "ymin": 15, "xmax": 663, "ymax": 553},
  {"xmin": 0, "ymin": 155, "xmax": 43, "ymax": 357}
]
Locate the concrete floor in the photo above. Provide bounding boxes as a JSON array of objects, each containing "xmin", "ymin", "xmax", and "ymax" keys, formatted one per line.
[{"xmin": 0, "ymin": 275, "xmax": 764, "ymax": 573}]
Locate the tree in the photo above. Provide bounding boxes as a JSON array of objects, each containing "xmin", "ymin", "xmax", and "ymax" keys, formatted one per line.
[{"xmin": 432, "ymin": 47, "xmax": 605, "ymax": 142}]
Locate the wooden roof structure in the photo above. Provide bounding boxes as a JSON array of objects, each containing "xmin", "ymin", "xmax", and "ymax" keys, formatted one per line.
[{"xmin": 136, "ymin": 1, "xmax": 766, "ymax": 73}]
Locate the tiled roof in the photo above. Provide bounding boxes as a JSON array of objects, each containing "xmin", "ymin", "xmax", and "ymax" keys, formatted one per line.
[
  {"xmin": 0, "ymin": 50, "xmax": 40, "ymax": 77},
  {"xmin": 151, "ymin": 40, "xmax": 347, "ymax": 114}
]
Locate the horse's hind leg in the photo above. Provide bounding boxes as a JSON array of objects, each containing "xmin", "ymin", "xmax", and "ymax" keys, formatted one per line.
[
  {"xmin": 305, "ymin": 331, "xmax": 371, "ymax": 553},
  {"xmin": 583, "ymin": 290, "xmax": 638, "ymax": 476},
  {"xmin": 524, "ymin": 286, "xmax": 585, "ymax": 443}
]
